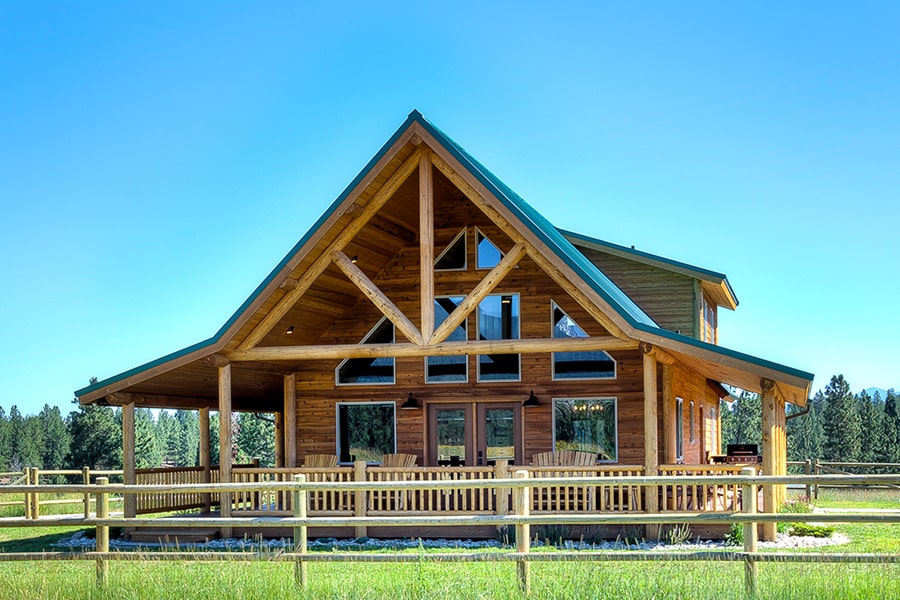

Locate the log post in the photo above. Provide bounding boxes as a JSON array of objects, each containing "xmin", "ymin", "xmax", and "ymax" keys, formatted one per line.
[
  {"xmin": 83, "ymin": 466, "xmax": 91, "ymax": 519},
  {"xmin": 760, "ymin": 377, "xmax": 780, "ymax": 541},
  {"xmin": 661, "ymin": 364, "xmax": 675, "ymax": 465},
  {"xmin": 122, "ymin": 401, "xmax": 137, "ymax": 521},
  {"xmin": 31, "ymin": 467, "xmax": 41, "ymax": 519},
  {"xmin": 218, "ymin": 363, "xmax": 233, "ymax": 539},
  {"xmin": 199, "ymin": 407, "xmax": 211, "ymax": 512},
  {"xmin": 741, "ymin": 466, "xmax": 759, "ymax": 597},
  {"xmin": 419, "ymin": 152, "xmax": 435, "ymax": 341},
  {"xmin": 24, "ymin": 467, "xmax": 33, "ymax": 520},
  {"xmin": 641, "ymin": 344, "xmax": 660, "ymax": 538},
  {"xmin": 495, "ymin": 459, "xmax": 510, "ymax": 529},
  {"xmin": 95, "ymin": 476, "xmax": 109, "ymax": 587},
  {"xmin": 293, "ymin": 474, "xmax": 308, "ymax": 588},
  {"xmin": 354, "ymin": 460, "xmax": 368, "ymax": 538},
  {"xmin": 284, "ymin": 373, "xmax": 297, "ymax": 468},
  {"xmin": 275, "ymin": 412, "xmax": 285, "ymax": 468},
  {"xmin": 513, "ymin": 469, "xmax": 531, "ymax": 594}
]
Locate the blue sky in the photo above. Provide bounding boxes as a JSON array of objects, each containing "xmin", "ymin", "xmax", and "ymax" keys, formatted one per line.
[{"xmin": 2, "ymin": 2, "xmax": 898, "ymax": 416}]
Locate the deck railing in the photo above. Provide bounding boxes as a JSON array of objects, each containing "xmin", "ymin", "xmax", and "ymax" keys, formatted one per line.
[
  {"xmin": 2, "ymin": 472, "xmax": 900, "ymax": 596},
  {"xmin": 659, "ymin": 464, "xmax": 759, "ymax": 512}
]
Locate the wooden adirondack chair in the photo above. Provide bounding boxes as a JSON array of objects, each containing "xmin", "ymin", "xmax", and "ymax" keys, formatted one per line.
[
  {"xmin": 303, "ymin": 454, "xmax": 338, "ymax": 468},
  {"xmin": 381, "ymin": 453, "xmax": 417, "ymax": 467}
]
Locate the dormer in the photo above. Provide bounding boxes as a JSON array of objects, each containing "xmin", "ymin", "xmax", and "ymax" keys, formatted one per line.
[{"xmin": 561, "ymin": 230, "xmax": 737, "ymax": 343}]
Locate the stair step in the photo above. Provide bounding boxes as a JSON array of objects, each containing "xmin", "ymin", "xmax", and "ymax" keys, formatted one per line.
[{"xmin": 127, "ymin": 528, "xmax": 219, "ymax": 544}]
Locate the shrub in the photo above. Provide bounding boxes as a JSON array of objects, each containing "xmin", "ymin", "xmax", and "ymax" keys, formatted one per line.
[
  {"xmin": 789, "ymin": 523, "xmax": 835, "ymax": 538},
  {"xmin": 725, "ymin": 522, "xmax": 743, "ymax": 546}
]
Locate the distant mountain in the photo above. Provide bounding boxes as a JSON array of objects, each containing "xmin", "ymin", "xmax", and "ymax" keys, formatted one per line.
[{"xmin": 864, "ymin": 387, "xmax": 893, "ymax": 399}]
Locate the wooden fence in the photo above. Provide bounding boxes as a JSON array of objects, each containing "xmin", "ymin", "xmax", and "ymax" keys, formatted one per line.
[
  {"xmin": 1, "ymin": 471, "xmax": 899, "ymax": 596},
  {"xmin": 788, "ymin": 460, "xmax": 900, "ymax": 498}
]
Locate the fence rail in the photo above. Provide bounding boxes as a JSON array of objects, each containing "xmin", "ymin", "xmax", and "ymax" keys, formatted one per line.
[{"xmin": 1, "ymin": 471, "xmax": 899, "ymax": 596}]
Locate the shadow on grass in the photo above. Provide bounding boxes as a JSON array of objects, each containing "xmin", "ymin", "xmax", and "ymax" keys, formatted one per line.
[{"xmin": 0, "ymin": 528, "xmax": 92, "ymax": 553}]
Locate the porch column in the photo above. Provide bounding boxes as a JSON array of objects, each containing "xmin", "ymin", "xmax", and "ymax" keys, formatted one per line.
[
  {"xmin": 217, "ymin": 360, "xmax": 233, "ymax": 537},
  {"xmin": 284, "ymin": 373, "xmax": 297, "ymax": 468},
  {"xmin": 641, "ymin": 344, "xmax": 660, "ymax": 535},
  {"xmin": 661, "ymin": 364, "xmax": 676, "ymax": 465},
  {"xmin": 761, "ymin": 378, "xmax": 785, "ymax": 542},
  {"xmin": 199, "ymin": 407, "xmax": 211, "ymax": 512},
  {"xmin": 275, "ymin": 413, "xmax": 285, "ymax": 468},
  {"xmin": 122, "ymin": 400, "xmax": 136, "ymax": 519}
]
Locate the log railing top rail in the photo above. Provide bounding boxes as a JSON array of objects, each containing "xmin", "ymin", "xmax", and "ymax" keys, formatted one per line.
[{"xmin": 4, "ymin": 473, "xmax": 900, "ymax": 496}]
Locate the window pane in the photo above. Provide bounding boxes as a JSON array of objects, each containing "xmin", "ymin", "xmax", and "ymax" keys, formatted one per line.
[
  {"xmin": 552, "ymin": 304, "xmax": 615, "ymax": 379},
  {"xmin": 676, "ymin": 398, "xmax": 684, "ymax": 459},
  {"xmin": 337, "ymin": 318, "xmax": 395, "ymax": 385},
  {"xmin": 478, "ymin": 295, "xmax": 519, "ymax": 381},
  {"xmin": 426, "ymin": 297, "xmax": 467, "ymax": 382},
  {"xmin": 553, "ymin": 398, "xmax": 617, "ymax": 461},
  {"xmin": 337, "ymin": 403, "xmax": 395, "ymax": 463},
  {"xmin": 435, "ymin": 229, "xmax": 466, "ymax": 270},
  {"xmin": 484, "ymin": 408, "xmax": 515, "ymax": 462},
  {"xmin": 476, "ymin": 230, "xmax": 502, "ymax": 269},
  {"xmin": 436, "ymin": 408, "xmax": 466, "ymax": 463}
]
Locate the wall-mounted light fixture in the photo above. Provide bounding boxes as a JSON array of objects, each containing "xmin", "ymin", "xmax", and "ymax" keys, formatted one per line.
[
  {"xmin": 523, "ymin": 390, "xmax": 540, "ymax": 407},
  {"xmin": 400, "ymin": 392, "xmax": 420, "ymax": 410},
  {"xmin": 350, "ymin": 255, "xmax": 359, "ymax": 264},
  {"xmin": 285, "ymin": 326, "xmax": 295, "ymax": 335}
]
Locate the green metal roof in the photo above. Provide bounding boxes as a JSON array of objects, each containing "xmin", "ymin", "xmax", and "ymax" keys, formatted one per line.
[{"xmin": 75, "ymin": 110, "xmax": 812, "ymax": 401}]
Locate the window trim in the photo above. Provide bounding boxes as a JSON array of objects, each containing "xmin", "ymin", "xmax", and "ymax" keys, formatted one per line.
[
  {"xmin": 550, "ymin": 300, "xmax": 617, "ymax": 381},
  {"xmin": 434, "ymin": 228, "xmax": 467, "ymax": 272},
  {"xmin": 689, "ymin": 401, "xmax": 696, "ymax": 443},
  {"xmin": 551, "ymin": 397, "xmax": 619, "ymax": 463},
  {"xmin": 675, "ymin": 397, "xmax": 685, "ymax": 460},
  {"xmin": 425, "ymin": 296, "xmax": 469, "ymax": 384},
  {"xmin": 335, "ymin": 317, "xmax": 396, "ymax": 386},
  {"xmin": 476, "ymin": 293, "xmax": 521, "ymax": 382},
  {"xmin": 335, "ymin": 401, "xmax": 397, "ymax": 465}
]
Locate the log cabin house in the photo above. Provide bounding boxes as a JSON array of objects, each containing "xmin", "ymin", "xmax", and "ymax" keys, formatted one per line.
[{"xmin": 75, "ymin": 111, "xmax": 813, "ymax": 541}]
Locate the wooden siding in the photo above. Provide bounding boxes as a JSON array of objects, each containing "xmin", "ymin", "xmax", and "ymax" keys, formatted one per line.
[
  {"xmin": 668, "ymin": 362, "xmax": 721, "ymax": 464},
  {"xmin": 573, "ymin": 247, "xmax": 697, "ymax": 337}
]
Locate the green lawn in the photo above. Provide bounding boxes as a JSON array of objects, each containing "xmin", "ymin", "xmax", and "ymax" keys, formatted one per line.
[{"xmin": 0, "ymin": 488, "xmax": 896, "ymax": 599}]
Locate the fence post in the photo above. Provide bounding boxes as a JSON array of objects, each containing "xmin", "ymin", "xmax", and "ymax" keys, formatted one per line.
[
  {"xmin": 95, "ymin": 476, "xmax": 109, "ymax": 587},
  {"xmin": 804, "ymin": 459, "xmax": 811, "ymax": 500},
  {"xmin": 812, "ymin": 458, "xmax": 819, "ymax": 500},
  {"xmin": 354, "ymin": 460, "xmax": 367, "ymax": 539},
  {"xmin": 495, "ymin": 460, "xmax": 510, "ymax": 535},
  {"xmin": 741, "ymin": 466, "xmax": 758, "ymax": 598},
  {"xmin": 293, "ymin": 474, "xmax": 308, "ymax": 588},
  {"xmin": 513, "ymin": 469, "xmax": 531, "ymax": 594},
  {"xmin": 83, "ymin": 467, "xmax": 92, "ymax": 519},
  {"xmin": 23, "ymin": 468, "xmax": 32, "ymax": 520},
  {"xmin": 31, "ymin": 467, "xmax": 40, "ymax": 519}
]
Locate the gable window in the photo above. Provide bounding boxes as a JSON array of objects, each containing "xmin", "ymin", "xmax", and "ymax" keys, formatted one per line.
[
  {"xmin": 476, "ymin": 228, "xmax": 503, "ymax": 269},
  {"xmin": 336, "ymin": 317, "xmax": 395, "ymax": 385},
  {"xmin": 435, "ymin": 228, "xmax": 467, "ymax": 271},
  {"xmin": 551, "ymin": 302, "xmax": 616, "ymax": 380},
  {"xmin": 426, "ymin": 296, "xmax": 467, "ymax": 383},
  {"xmin": 336, "ymin": 402, "xmax": 396, "ymax": 463},
  {"xmin": 553, "ymin": 398, "xmax": 617, "ymax": 462},
  {"xmin": 675, "ymin": 397, "xmax": 684, "ymax": 460},
  {"xmin": 700, "ymin": 294, "xmax": 717, "ymax": 344},
  {"xmin": 477, "ymin": 294, "xmax": 519, "ymax": 381}
]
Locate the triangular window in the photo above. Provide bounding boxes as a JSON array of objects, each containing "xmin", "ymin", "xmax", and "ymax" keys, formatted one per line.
[
  {"xmin": 336, "ymin": 317, "xmax": 395, "ymax": 385},
  {"xmin": 551, "ymin": 302, "xmax": 616, "ymax": 380},
  {"xmin": 476, "ymin": 229, "xmax": 503, "ymax": 269},
  {"xmin": 434, "ymin": 229, "xmax": 467, "ymax": 271}
]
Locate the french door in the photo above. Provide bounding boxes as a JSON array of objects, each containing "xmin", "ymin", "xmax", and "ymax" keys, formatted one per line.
[{"xmin": 428, "ymin": 402, "xmax": 522, "ymax": 466}]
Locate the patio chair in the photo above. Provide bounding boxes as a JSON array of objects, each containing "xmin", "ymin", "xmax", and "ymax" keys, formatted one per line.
[
  {"xmin": 381, "ymin": 453, "xmax": 417, "ymax": 467},
  {"xmin": 303, "ymin": 454, "xmax": 338, "ymax": 468}
]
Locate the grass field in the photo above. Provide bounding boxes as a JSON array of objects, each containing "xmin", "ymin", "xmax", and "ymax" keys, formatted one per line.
[{"xmin": 0, "ymin": 489, "xmax": 897, "ymax": 599}]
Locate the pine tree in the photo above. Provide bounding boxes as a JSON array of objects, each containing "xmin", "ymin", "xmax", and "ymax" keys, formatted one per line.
[
  {"xmin": 132, "ymin": 408, "xmax": 162, "ymax": 469},
  {"xmin": 0, "ymin": 406, "xmax": 11, "ymax": 471},
  {"xmin": 787, "ymin": 393, "xmax": 824, "ymax": 461},
  {"xmin": 856, "ymin": 390, "xmax": 885, "ymax": 463},
  {"xmin": 156, "ymin": 410, "xmax": 182, "ymax": 467},
  {"xmin": 236, "ymin": 413, "xmax": 275, "ymax": 467},
  {"xmin": 39, "ymin": 405, "xmax": 71, "ymax": 479},
  {"xmin": 174, "ymin": 410, "xmax": 200, "ymax": 466},
  {"xmin": 883, "ymin": 390, "xmax": 900, "ymax": 463},
  {"xmin": 67, "ymin": 402, "xmax": 122, "ymax": 470},
  {"xmin": 822, "ymin": 375, "xmax": 862, "ymax": 461},
  {"xmin": 722, "ymin": 392, "xmax": 761, "ymax": 447}
]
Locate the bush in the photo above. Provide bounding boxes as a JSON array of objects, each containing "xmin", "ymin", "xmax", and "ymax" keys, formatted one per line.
[
  {"xmin": 789, "ymin": 523, "xmax": 835, "ymax": 538},
  {"xmin": 725, "ymin": 523, "xmax": 743, "ymax": 546}
]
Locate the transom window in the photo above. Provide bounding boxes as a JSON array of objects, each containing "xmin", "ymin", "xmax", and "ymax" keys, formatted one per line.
[
  {"xmin": 477, "ymin": 294, "xmax": 520, "ymax": 381},
  {"xmin": 426, "ymin": 296, "xmax": 468, "ymax": 383},
  {"xmin": 336, "ymin": 402, "xmax": 396, "ymax": 463},
  {"xmin": 335, "ymin": 317, "xmax": 395, "ymax": 385},
  {"xmin": 553, "ymin": 398, "xmax": 618, "ymax": 462},
  {"xmin": 551, "ymin": 302, "xmax": 616, "ymax": 380}
]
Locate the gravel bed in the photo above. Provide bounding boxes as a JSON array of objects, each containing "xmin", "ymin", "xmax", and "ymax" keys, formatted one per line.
[{"xmin": 52, "ymin": 531, "xmax": 849, "ymax": 552}]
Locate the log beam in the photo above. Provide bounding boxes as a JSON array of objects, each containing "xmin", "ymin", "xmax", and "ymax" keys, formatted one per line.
[
  {"xmin": 419, "ymin": 153, "xmax": 435, "ymax": 341},
  {"xmin": 428, "ymin": 242, "xmax": 527, "ymax": 345},
  {"xmin": 236, "ymin": 148, "xmax": 423, "ymax": 351},
  {"xmin": 284, "ymin": 373, "xmax": 297, "ymax": 468},
  {"xmin": 228, "ymin": 336, "xmax": 638, "ymax": 362},
  {"xmin": 332, "ymin": 250, "xmax": 424, "ymax": 345}
]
